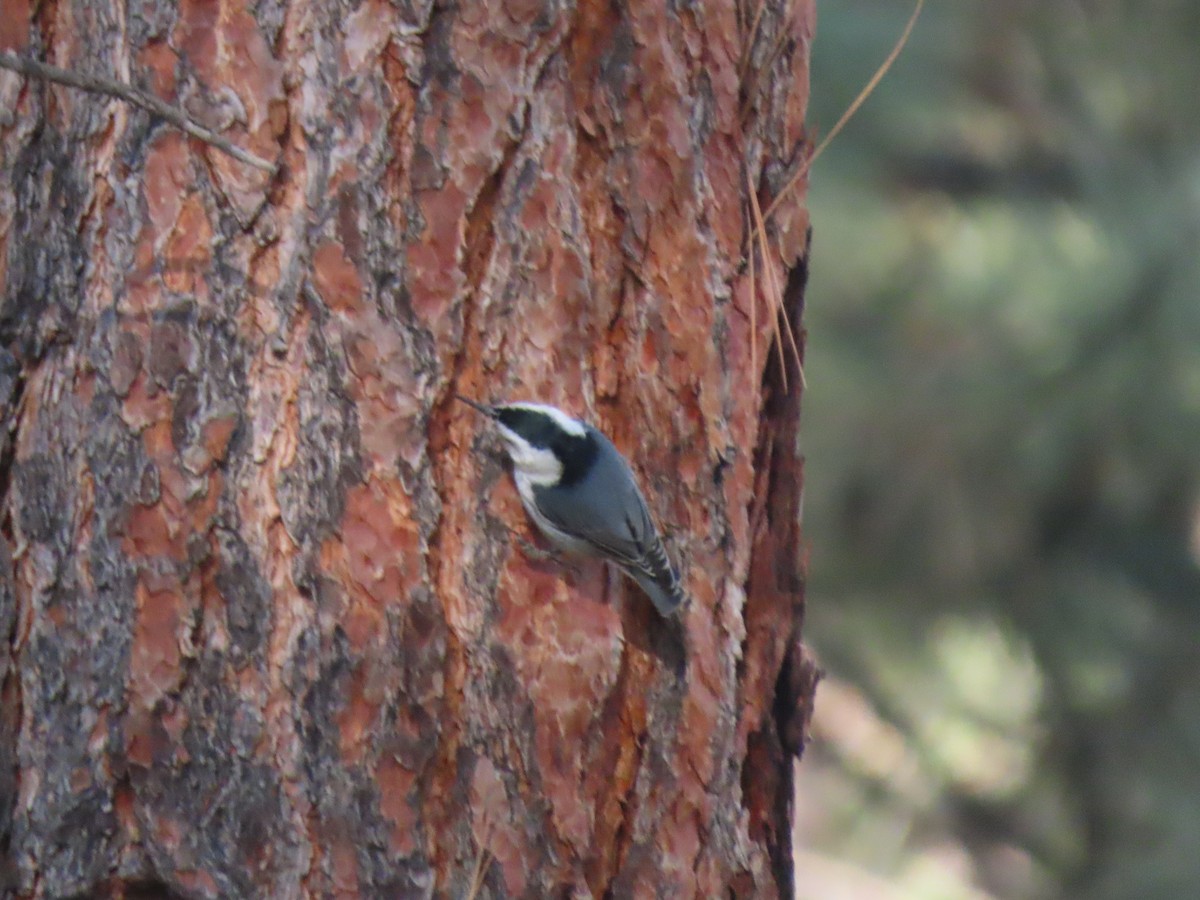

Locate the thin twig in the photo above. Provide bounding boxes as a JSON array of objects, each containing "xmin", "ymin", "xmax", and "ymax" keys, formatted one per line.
[
  {"xmin": 0, "ymin": 50, "xmax": 277, "ymax": 174},
  {"xmin": 760, "ymin": 0, "xmax": 924, "ymax": 225}
]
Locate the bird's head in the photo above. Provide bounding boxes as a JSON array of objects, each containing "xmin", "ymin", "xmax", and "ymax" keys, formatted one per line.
[{"xmin": 456, "ymin": 396, "xmax": 593, "ymax": 486}]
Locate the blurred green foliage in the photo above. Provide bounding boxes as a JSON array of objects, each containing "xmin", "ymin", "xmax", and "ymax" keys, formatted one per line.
[{"xmin": 797, "ymin": 1, "xmax": 1200, "ymax": 898}]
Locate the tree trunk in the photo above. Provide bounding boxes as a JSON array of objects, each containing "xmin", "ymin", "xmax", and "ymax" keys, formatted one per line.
[{"xmin": 0, "ymin": 0, "xmax": 814, "ymax": 897}]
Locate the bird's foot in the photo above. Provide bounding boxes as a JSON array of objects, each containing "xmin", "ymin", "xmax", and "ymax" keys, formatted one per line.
[{"xmin": 509, "ymin": 529, "xmax": 580, "ymax": 573}]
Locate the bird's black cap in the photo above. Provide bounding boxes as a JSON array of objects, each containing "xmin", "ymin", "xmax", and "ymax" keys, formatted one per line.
[
  {"xmin": 455, "ymin": 397, "xmax": 598, "ymax": 484},
  {"xmin": 456, "ymin": 397, "xmax": 577, "ymax": 449}
]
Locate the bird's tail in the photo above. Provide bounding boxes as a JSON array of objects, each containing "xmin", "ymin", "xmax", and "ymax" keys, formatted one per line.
[{"xmin": 626, "ymin": 539, "xmax": 686, "ymax": 617}]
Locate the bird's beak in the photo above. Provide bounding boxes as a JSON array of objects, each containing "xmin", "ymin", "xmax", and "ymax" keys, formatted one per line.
[{"xmin": 454, "ymin": 394, "xmax": 498, "ymax": 418}]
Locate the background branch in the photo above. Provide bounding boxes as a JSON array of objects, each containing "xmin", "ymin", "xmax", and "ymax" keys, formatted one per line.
[{"xmin": 0, "ymin": 51, "xmax": 277, "ymax": 174}]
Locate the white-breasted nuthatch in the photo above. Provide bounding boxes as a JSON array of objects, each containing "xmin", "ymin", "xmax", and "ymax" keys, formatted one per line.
[{"xmin": 457, "ymin": 396, "xmax": 686, "ymax": 617}]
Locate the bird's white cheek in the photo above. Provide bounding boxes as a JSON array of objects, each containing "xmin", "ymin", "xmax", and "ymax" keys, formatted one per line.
[{"xmin": 507, "ymin": 446, "xmax": 562, "ymax": 487}]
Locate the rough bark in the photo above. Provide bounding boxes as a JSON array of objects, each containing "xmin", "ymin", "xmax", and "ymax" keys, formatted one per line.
[{"xmin": 0, "ymin": 0, "xmax": 814, "ymax": 897}]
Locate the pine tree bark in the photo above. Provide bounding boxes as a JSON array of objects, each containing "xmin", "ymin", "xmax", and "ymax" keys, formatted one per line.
[{"xmin": 0, "ymin": 1, "xmax": 814, "ymax": 897}]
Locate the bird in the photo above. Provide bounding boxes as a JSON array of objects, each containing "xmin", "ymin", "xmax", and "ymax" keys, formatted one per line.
[{"xmin": 456, "ymin": 396, "xmax": 686, "ymax": 617}]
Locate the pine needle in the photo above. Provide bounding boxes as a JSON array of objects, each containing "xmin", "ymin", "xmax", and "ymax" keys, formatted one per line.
[
  {"xmin": 738, "ymin": 0, "xmax": 770, "ymax": 86},
  {"xmin": 740, "ymin": 0, "xmax": 795, "ymax": 122},
  {"xmin": 748, "ymin": 163, "xmax": 795, "ymax": 389},
  {"xmin": 761, "ymin": 0, "xmax": 924, "ymax": 225},
  {"xmin": 747, "ymin": 199, "xmax": 759, "ymax": 383},
  {"xmin": 466, "ymin": 847, "xmax": 493, "ymax": 900}
]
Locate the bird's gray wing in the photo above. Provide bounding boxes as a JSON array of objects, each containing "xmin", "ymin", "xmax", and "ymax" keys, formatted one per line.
[
  {"xmin": 534, "ymin": 453, "xmax": 685, "ymax": 615},
  {"xmin": 532, "ymin": 460, "xmax": 657, "ymax": 568}
]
